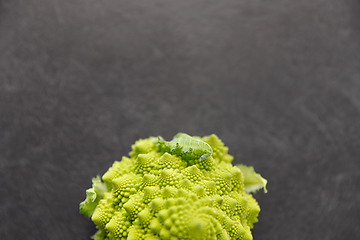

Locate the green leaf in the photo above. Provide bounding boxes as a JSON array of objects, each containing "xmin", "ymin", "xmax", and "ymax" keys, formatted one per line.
[
  {"xmin": 79, "ymin": 176, "xmax": 107, "ymax": 218},
  {"xmin": 158, "ymin": 133, "xmax": 213, "ymax": 161},
  {"xmin": 236, "ymin": 164, "xmax": 267, "ymax": 193}
]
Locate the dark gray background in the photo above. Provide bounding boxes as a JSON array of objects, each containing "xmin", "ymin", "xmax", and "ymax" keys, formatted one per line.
[{"xmin": 1, "ymin": 0, "xmax": 360, "ymax": 239}]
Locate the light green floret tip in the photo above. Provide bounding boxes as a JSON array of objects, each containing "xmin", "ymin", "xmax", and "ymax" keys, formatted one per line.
[{"xmin": 80, "ymin": 133, "xmax": 267, "ymax": 240}]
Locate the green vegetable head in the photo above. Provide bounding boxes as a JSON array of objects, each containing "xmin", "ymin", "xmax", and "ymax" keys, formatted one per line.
[{"xmin": 80, "ymin": 133, "xmax": 267, "ymax": 240}]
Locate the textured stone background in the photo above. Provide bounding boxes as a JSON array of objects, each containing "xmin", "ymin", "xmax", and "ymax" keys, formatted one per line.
[{"xmin": 1, "ymin": 0, "xmax": 360, "ymax": 239}]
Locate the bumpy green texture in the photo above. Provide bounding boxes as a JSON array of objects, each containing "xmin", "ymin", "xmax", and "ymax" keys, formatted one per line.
[{"xmin": 80, "ymin": 133, "xmax": 267, "ymax": 240}]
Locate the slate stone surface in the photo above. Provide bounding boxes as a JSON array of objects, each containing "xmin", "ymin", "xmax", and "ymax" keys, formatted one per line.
[{"xmin": 1, "ymin": 0, "xmax": 360, "ymax": 239}]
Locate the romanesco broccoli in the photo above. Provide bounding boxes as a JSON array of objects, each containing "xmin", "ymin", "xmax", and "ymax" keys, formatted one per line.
[{"xmin": 80, "ymin": 133, "xmax": 267, "ymax": 240}]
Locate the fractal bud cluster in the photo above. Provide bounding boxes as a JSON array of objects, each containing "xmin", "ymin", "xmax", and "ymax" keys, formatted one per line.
[{"xmin": 80, "ymin": 133, "xmax": 267, "ymax": 240}]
